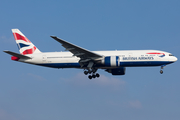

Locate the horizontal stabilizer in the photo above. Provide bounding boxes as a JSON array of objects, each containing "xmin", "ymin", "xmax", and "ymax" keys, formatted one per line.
[{"xmin": 3, "ymin": 50, "xmax": 31, "ymax": 59}]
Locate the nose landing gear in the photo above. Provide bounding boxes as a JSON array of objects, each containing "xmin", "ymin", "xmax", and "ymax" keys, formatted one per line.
[
  {"xmin": 160, "ymin": 70, "xmax": 163, "ymax": 74},
  {"xmin": 160, "ymin": 65, "xmax": 166, "ymax": 74}
]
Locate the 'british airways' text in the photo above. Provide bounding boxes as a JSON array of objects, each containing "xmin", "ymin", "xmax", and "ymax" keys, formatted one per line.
[{"xmin": 123, "ymin": 57, "xmax": 154, "ymax": 60}]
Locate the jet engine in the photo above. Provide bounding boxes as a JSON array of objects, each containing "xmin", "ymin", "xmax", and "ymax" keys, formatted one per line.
[{"xmin": 106, "ymin": 67, "xmax": 126, "ymax": 75}]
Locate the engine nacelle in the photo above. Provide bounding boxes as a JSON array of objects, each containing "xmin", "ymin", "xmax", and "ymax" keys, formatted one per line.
[
  {"xmin": 101, "ymin": 56, "xmax": 120, "ymax": 67},
  {"xmin": 106, "ymin": 67, "xmax": 126, "ymax": 75}
]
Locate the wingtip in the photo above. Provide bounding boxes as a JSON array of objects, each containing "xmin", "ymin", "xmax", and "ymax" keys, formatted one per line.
[
  {"xmin": 50, "ymin": 36, "xmax": 57, "ymax": 38},
  {"xmin": 3, "ymin": 50, "xmax": 9, "ymax": 53}
]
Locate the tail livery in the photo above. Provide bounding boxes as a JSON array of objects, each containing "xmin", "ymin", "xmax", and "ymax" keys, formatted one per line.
[{"xmin": 12, "ymin": 29, "xmax": 41, "ymax": 55}]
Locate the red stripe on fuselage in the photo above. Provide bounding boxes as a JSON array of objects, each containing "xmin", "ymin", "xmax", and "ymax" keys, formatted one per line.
[
  {"xmin": 13, "ymin": 33, "xmax": 31, "ymax": 43},
  {"xmin": 147, "ymin": 52, "xmax": 165, "ymax": 55},
  {"xmin": 21, "ymin": 46, "xmax": 36, "ymax": 55}
]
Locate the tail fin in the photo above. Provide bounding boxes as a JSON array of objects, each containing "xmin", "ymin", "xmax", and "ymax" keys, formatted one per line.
[{"xmin": 12, "ymin": 29, "xmax": 41, "ymax": 55}]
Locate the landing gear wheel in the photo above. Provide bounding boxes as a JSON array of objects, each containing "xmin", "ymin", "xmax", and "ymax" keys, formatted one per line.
[
  {"xmin": 84, "ymin": 71, "xmax": 88, "ymax": 75},
  {"xmin": 92, "ymin": 74, "xmax": 96, "ymax": 78},
  {"xmin": 96, "ymin": 73, "xmax": 100, "ymax": 78},
  {"xmin": 88, "ymin": 75, "xmax": 92, "ymax": 79},
  {"xmin": 160, "ymin": 70, "xmax": 163, "ymax": 74}
]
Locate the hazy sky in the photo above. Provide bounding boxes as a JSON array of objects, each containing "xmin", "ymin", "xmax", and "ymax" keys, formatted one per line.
[{"xmin": 0, "ymin": 0, "xmax": 180, "ymax": 120}]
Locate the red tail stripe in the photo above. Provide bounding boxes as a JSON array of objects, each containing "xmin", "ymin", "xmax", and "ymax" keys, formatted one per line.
[
  {"xmin": 13, "ymin": 33, "xmax": 31, "ymax": 43},
  {"xmin": 21, "ymin": 46, "xmax": 36, "ymax": 55}
]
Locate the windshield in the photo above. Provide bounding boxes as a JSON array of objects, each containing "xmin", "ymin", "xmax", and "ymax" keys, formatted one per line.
[{"xmin": 169, "ymin": 54, "xmax": 174, "ymax": 56}]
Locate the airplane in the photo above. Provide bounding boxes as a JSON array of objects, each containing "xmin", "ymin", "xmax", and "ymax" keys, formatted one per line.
[{"xmin": 4, "ymin": 29, "xmax": 178, "ymax": 79}]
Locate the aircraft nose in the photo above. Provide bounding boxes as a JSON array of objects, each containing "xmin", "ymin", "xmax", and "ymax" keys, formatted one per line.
[
  {"xmin": 169, "ymin": 56, "xmax": 178, "ymax": 62},
  {"xmin": 174, "ymin": 56, "xmax": 178, "ymax": 62}
]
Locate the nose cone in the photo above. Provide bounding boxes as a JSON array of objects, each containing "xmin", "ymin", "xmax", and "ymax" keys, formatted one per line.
[
  {"xmin": 171, "ymin": 56, "xmax": 178, "ymax": 62},
  {"xmin": 174, "ymin": 56, "xmax": 178, "ymax": 62},
  {"xmin": 168, "ymin": 56, "xmax": 178, "ymax": 62}
]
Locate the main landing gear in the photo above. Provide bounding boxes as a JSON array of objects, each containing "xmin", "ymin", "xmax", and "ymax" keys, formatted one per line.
[
  {"xmin": 84, "ymin": 69, "xmax": 100, "ymax": 79},
  {"xmin": 88, "ymin": 73, "xmax": 100, "ymax": 79}
]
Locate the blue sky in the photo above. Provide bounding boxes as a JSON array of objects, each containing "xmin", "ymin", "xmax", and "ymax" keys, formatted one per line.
[{"xmin": 0, "ymin": 0, "xmax": 180, "ymax": 120}]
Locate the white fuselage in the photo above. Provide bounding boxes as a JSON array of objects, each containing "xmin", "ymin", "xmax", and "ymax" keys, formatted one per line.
[{"xmin": 18, "ymin": 50, "xmax": 177, "ymax": 69}]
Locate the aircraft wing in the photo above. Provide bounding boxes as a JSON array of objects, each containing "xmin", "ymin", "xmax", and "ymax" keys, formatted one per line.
[
  {"xmin": 4, "ymin": 50, "xmax": 31, "ymax": 59},
  {"xmin": 50, "ymin": 36, "xmax": 103, "ymax": 59}
]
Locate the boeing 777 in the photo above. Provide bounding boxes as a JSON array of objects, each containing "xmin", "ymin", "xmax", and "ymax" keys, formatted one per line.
[{"xmin": 4, "ymin": 29, "xmax": 178, "ymax": 79}]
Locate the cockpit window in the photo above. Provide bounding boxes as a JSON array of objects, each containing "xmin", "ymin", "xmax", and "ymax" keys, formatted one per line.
[{"xmin": 169, "ymin": 54, "xmax": 174, "ymax": 56}]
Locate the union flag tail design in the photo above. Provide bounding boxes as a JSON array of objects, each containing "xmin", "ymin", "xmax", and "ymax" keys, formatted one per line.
[{"xmin": 12, "ymin": 29, "xmax": 41, "ymax": 55}]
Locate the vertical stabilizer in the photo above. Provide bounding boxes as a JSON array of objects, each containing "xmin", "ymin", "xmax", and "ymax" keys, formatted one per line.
[{"xmin": 12, "ymin": 29, "xmax": 41, "ymax": 55}]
